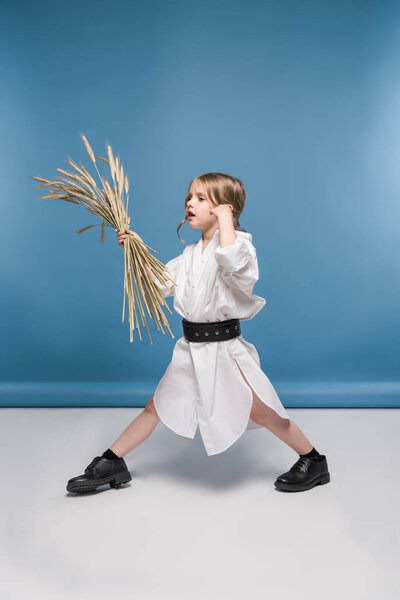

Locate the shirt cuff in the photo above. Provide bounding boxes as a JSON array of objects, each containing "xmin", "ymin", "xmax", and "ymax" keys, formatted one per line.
[
  {"xmin": 214, "ymin": 235, "xmax": 252, "ymax": 273},
  {"xmin": 152, "ymin": 253, "xmax": 182, "ymax": 298}
]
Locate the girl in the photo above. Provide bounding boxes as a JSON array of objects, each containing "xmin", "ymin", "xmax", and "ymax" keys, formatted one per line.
[{"xmin": 67, "ymin": 173, "xmax": 330, "ymax": 494}]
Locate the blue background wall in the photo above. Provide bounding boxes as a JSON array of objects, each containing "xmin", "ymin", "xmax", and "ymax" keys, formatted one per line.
[{"xmin": 1, "ymin": 0, "xmax": 399, "ymax": 407}]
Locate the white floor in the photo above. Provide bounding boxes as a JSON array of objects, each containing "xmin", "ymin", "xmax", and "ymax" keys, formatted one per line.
[{"xmin": 0, "ymin": 407, "xmax": 399, "ymax": 600}]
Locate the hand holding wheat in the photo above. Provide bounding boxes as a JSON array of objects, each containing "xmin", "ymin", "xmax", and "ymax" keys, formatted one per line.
[
  {"xmin": 116, "ymin": 228, "xmax": 143, "ymax": 248},
  {"xmin": 32, "ymin": 134, "xmax": 177, "ymax": 344}
]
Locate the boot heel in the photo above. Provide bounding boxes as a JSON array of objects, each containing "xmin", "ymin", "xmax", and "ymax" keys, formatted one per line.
[
  {"xmin": 318, "ymin": 473, "xmax": 330, "ymax": 485},
  {"xmin": 109, "ymin": 471, "xmax": 132, "ymax": 488}
]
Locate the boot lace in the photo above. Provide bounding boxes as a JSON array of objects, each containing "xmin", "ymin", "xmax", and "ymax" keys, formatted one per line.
[
  {"xmin": 291, "ymin": 457, "xmax": 310, "ymax": 473},
  {"xmin": 86, "ymin": 456, "xmax": 101, "ymax": 473}
]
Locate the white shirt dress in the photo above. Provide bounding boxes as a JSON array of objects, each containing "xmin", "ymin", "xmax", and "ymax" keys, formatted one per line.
[{"xmin": 153, "ymin": 229, "xmax": 290, "ymax": 456}]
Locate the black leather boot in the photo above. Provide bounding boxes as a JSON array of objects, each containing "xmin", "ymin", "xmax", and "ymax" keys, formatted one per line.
[
  {"xmin": 66, "ymin": 455, "xmax": 132, "ymax": 493},
  {"xmin": 274, "ymin": 455, "xmax": 330, "ymax": 492}
]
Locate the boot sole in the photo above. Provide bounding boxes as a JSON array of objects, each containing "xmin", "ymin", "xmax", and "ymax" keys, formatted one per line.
[
  {"xmin": 67, "ymin": 470, "xmax": 132, "ymax": 493},
  {"xmin": 274, "ymin": 472, "xmax": 330, "ymax": 492}
]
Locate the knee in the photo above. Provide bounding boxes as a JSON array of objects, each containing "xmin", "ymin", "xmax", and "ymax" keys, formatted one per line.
[
  {"xmin": 251, "ymin": 404, "xmax": 290, "ymax": 429},
  {"xmin": 251, "ymin": 409, "xmax": 270, "ymax": 427},
  {"xmin": 144, "ymin": 395, "xmax": 159, "ymax": 419},
  {"xmin": 250, "ymin": 398, "xmax": 273, "ymax": 426}
]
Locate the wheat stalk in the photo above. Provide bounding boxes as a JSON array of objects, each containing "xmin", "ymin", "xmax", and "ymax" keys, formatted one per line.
[{"xmin": 31, "ymin": 134, "xmax": 177, "ymax": 344}]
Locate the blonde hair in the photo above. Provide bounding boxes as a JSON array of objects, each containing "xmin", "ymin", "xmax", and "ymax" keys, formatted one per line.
[{"xmin": 177, "ymin": 172, "xmax": 247, "ymax": 244}]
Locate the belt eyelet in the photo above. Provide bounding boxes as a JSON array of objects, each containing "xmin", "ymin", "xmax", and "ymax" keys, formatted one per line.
[{"xmin": 205, "ymin": 332, "xmax": 209, "ymax": 336}]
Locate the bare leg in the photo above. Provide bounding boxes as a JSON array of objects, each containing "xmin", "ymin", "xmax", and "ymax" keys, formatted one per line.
[
  {"xmin": 235, "ymin": 361, "xmax": 314, "ymax": 455},
  {"xmin": 108, "ymin": 395, "xmax": 160, "ymax": 458}
]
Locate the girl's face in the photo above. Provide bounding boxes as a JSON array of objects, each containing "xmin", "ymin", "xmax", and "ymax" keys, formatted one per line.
[{"xmin": 186, "ymin": 182, "xmax": 217, "ymax": 231}]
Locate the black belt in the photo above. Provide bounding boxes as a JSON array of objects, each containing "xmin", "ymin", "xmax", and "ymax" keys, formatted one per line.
[{"xmin": 182, "ymin": 317, "xmax": 241, "ymax": 342}]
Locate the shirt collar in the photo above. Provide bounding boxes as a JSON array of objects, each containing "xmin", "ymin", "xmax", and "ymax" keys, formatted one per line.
[{"xmin": 199, "ymin": 228, "xmax": 252, "ymax": 245}]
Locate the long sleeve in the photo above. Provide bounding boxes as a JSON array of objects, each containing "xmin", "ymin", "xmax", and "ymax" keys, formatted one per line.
[
  {"xmin": 153, "ymin": 253, "xmax": 182, "ymax": 298},
  {"xmin": 214, "ymin": 235, "xmax": 259, "ymax": 296}
]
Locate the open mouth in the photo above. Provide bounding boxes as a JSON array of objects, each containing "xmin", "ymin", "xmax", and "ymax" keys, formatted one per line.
[{"xmin": 187, "ymin": 211, "xmax": 196, "ymax": 217}]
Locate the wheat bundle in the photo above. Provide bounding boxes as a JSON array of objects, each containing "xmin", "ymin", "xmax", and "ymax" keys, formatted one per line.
[{"xmin": 31, "ymin": 134, "xmax": 177, "ymax": 344}]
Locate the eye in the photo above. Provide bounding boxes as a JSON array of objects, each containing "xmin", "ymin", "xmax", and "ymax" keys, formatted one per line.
[{"xmin": 186, "ymin": 195, "xmax": 205, "ymax": 203}]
